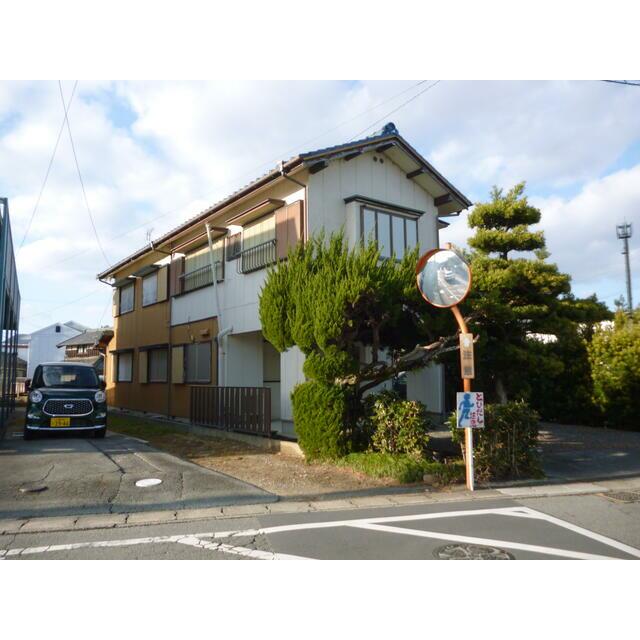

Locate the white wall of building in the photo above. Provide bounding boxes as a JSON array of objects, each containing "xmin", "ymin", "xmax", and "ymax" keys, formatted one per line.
[{"xmin": 26, "ymin": 322, "xmax": 84, "ymax": 377}]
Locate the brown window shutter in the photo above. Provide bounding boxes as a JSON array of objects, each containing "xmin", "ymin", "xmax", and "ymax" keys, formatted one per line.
[
  {"xmin": 171, "ymin": 345, "xmax": 185, "ymax": 384},
  {"xmin": 169, "ymin": 257, "xmax": 184, "ymax": 296},
  {"xmin": 111, "ymin": 353, "xmax": 117, "ymax": 383},
  {"xmin": 157, "ymin": 265, "xmax": 169, "ymax": 302},
  {"xmin": 286, "ymin": 200, "xmax": 304, "ymax": 247},
  {"xmin": 139, "ymin": 350, "xmax": 148, "ymax": 384},
  {"xmin": 275, "ymin": 200, "xmax": 304, "ymax": 260},
  {"xmin": 112, "ymin": 287, "xmax": 120, "ymax": 317},
  {"xmin": 275, "ymin": 205, "xmax": 289, "ymax": 260}
]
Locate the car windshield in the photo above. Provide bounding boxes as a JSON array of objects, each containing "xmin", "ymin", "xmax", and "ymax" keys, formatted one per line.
[{"xmin": 34, "ymin": 365, "xmax": 99, "ymax": 389}]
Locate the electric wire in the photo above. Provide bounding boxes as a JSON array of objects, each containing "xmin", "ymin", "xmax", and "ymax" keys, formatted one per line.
[
  {"xmin": 58, "ymin": 80, "xmax": 111, "ymax": 267},
  {"xmin": 349, "ymin": 80, "xmax": 441, "ymax": 141},
  {"xmin": 18, "ymin": 81, "xmax": 78, "ymax": 252}
]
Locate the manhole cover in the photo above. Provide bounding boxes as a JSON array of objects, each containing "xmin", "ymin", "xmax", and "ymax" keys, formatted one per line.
[
  {"xmin": 434, "ymin": 544, "xmax": 514, "ymax": 560},
  {"xmin": 603, "ymin": 491, "xmax": 640, "ymax": 503},
  {"xmin": 135, "ymin": 478, "xmax": 162, "ymax": 488}
]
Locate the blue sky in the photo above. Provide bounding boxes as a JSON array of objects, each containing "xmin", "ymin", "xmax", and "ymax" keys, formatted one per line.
[{"xmin": 1, "ymin": 80, "xmax": 638, "ymax": 334}]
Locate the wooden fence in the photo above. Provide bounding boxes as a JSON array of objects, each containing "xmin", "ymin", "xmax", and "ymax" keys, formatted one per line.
[{"xmin": 190, "ymin": 386, "xmax": 271, "ymax": 437}]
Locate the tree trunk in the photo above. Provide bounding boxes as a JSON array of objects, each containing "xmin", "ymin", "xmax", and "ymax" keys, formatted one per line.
[{"xmin": 496, "ymin": 378, "xmax": 508, "ymax": 404}]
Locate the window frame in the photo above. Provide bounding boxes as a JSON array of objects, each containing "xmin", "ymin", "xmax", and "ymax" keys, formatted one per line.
[
  {"xmin": 119, "ymin": 282, "xmax": 135, "ymax": 315},
  {"xmin": 184, "ymin": 341, "xmax": 212, "ymax": 385},
  {"xmin": 116, "ymin": 350, "xmax": 133, "ymax": 383},
  {"xmin": 359, "ymin": 204, "xmax": 419, "ymax": 261},
  {"xmin": 147, "ymin": 346, "xmax": 169, "ymax": 383}
]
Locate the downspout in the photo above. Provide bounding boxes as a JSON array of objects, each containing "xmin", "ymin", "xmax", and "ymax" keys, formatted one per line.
[
  {"xmin": 205, "ymin": 223, "xmax": 232, "ymax": 386},
  {"xmin": 279, "ymin": 162, "xmax": 308, "ymax": 241}
]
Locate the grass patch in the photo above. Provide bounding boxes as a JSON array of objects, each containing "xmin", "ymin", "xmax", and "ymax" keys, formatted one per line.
[
  {"xmin": 337, "ymin": 452, "xmax": 465, "ymax": 484},
  {"xmin": 107, "ymin": 413, "xmax": 180, "ymax": 439}
]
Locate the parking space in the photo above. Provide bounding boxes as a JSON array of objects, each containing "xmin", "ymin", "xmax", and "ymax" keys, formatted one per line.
[{"xmin": 0, "ymin": 429, "xmax": 275, "ymax": 519}]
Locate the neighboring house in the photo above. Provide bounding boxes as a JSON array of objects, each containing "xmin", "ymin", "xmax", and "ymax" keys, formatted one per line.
[
  {"xmin": 57, "ymin": 328, "xmax": 114, "ymax": 375},
  {"xmin": 97, "ymin": 123, "xmax": 471, "ymax": 437},
  {"xmin": 22, "ymin": 321, "xmax": 89, "ymax": 377}
]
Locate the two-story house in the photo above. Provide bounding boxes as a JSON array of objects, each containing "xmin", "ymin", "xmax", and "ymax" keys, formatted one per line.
[
  {"xmin": 57, "ymin": 328, "xmax": 114, "ymax": 375},
  {"xmin": 97, "ymin": 123, "xmax": 471, "ymax": 437}
]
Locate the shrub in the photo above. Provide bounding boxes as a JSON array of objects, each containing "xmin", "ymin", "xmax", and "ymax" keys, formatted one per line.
[
  {"xmin": 291, "ymin": 381, "xmax": 351, "ymax": 461},
  {"xmin": 588, "ymin": 312, "xmax": 640, "ymax": 430},
  {"xmin": 361, "ymin": 390, "xmax": 431, "ymax": 456},
  {"xmin": 449, "ymin": 401, "xmax": 542, "ymax": 481}
]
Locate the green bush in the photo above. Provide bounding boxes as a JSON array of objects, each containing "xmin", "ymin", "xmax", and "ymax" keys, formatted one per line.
[
  {"xmin": 449, "ymin": 401, "xmax": 542, "ymax": 481},
  {"xmin": 291, "ymin": 381, "xmax": 351, "ymax": 461},
  {"xmin": 361, "ymin": 390, "xmax": 431, "ymax": 456},
  {"xmin": 338, "ymin": 452, "xmax": 465, "ymax": 484},
  {"xmin": 588, "ymin": 312, "xmax": 640, "ymax": 430}
]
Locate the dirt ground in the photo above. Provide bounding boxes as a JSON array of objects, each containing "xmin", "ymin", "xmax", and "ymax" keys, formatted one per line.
[{"xmin": 108, "ymin": 416, "xmax": 398, "ymax": 498}]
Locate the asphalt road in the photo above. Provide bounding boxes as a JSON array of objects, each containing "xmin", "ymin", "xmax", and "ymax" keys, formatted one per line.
[
  {"xmin": 2, "ymin": 492, "xmax": 640, "ymax": 560},
  {"xmin": 0, "ymin": 429, "xmax": 275, "ymax": 519}
]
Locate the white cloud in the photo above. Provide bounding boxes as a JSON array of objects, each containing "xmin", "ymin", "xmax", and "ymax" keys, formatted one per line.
[{"xmin": 2, "ymin": 80, "xmax": 640, "ymax": 332}]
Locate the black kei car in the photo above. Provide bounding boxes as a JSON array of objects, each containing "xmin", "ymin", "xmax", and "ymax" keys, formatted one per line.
[{"xmin": 24, "ymin": 362, "xmax": 108, "ymax": 440}]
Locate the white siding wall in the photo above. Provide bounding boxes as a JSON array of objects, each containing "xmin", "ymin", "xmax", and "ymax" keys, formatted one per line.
[
  {"xmin": 27, "ymin": 323, "xmax": 83, "ymax": 377},
  {"xmin": 225, "ymin": 332, "xmax": 263, "ymax": 387},
  {"xmin": 280, "ymin": 345, "xmax": 305, "ymax": 424}
]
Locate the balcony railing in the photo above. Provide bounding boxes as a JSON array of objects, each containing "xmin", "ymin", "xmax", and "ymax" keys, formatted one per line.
[
  {"xmin": 237, "ymin": 239, "xmax": 277, "ymax": 274},
  {"xmin": 180, "ymin": 262, "xmax": 224, "ymax": 293}
]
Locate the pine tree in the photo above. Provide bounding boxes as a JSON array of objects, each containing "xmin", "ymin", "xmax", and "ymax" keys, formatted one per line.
[
  {"xmin": 464, "ymin": 182, "xmax": 609, "ymax": 404},
  {"xmin": 259, "ymin": 231, "xmax": 456, "ymax": 458}
]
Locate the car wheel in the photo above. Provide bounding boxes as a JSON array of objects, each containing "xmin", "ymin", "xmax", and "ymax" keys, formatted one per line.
[
  {"xmin": 23, "ymin": 428, "xmax": 35, "ymax": 441},
  {"xmin": 94, "ymin": 427, "xmax": 106, "ymax": 439}
]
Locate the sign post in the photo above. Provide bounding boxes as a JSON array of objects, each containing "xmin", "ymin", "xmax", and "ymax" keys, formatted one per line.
[{"xmin": 415, "ymin": 245, "xmax": 478, "ymax": 491}]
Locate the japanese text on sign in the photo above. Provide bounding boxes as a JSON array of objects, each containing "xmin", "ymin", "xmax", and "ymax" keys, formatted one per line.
[{"xmin": 456, "ymin": 391, "xmax": 485, "ymax": 429}]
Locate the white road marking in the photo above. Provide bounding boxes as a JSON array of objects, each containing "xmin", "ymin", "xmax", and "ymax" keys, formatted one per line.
[
  {"xmin": 2, "ymin": 505, "xmax": 638, "ymax": 560},
  {"xmin": 175, "ymin": 535, "xmax": 311, "ymax": 560},
  {"xmin": 514, "ymin": 506, "xmax": 640, "ymax": 559},
  {"xmin": 346, "ymin": 522, "xmax": 619, "ymax": 560}
]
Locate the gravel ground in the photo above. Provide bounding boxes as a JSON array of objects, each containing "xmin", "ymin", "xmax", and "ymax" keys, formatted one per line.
[{"xmin": 108, "ymin": 418, "xmax": 397, "ymax": 498}]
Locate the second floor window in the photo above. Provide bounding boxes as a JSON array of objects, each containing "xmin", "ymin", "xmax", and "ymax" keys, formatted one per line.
[
  {"xmin": 142, "ymin": 272, "xmax": 158, "ymax": 306},
  {"xmin": 119, "ymin": 282, "xmax": 135, "ymax": 314},
  {"xmin": 243, "ymin": 215, "xmax": 275, "ymax": 251},
  {"xmin": 183, "ymin": 241, "xmax": 224, "ymax": 293},
  {"xmin": 361, "ymin": 207, "xmax": 418, "ymax": 260}
]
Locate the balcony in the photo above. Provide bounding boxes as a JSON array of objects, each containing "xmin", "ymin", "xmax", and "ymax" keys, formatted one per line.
[
  {"xmin": 180, "ymin": 262, "xmax": 224, "ymax": 293},
  {"xmin": 237, "ymin": 239, "xmax": 277, "ymax": 274}
]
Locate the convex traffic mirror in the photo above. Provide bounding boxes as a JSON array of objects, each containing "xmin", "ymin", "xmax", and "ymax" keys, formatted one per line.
[{"xmin": 416, "ymin": 248, "xmax": 471, "ymax": 308}]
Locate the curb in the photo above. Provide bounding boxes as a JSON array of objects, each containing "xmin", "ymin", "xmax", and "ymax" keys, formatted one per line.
[{"xmin": 3, "ymin": 478, "xmax": 635, "ymax": 536}]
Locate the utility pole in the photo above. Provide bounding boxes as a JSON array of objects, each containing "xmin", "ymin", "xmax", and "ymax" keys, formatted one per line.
[{"xmin": 616, "ymin": 222, "xmax": 633, "ymax": 312}]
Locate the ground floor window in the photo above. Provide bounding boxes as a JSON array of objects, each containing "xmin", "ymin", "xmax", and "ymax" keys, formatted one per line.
[
  {"xmin": 117, "ymin": 352, "xmax": 133, "ymax": 382},
  {"xmin": 148, "ymin": 348, "xmax": 168, "ymax": 382},
  {"xmin": 185, "ymin": 342, "xmax": 211, "ymax": 383}
]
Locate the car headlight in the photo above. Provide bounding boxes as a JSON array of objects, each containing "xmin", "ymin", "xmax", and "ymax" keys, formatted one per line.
[
  {"xmin": 29, "ymin": 390, "xmax": 43, "ymax": 404},
  {"xmin": 94, "ymin": 390, "xmax": 106, "ymax": 403}
]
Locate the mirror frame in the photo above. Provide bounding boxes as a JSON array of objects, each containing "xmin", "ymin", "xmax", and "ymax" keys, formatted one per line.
[{"xmin": 415, "ymin": 247, "xmax": 472, "ymax": 309}]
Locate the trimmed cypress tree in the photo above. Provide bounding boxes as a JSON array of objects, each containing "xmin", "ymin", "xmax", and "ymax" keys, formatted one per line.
[
  {"xmin": 259, "ymin": 231, "xmax": 456, "ymax": 459},
  {"xmin": 464, "ymin": 182, "xmax": 610, "ymax": 405}
]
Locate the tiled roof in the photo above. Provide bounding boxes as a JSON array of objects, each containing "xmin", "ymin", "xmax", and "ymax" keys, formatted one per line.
[
  {"xmin": 57, "ymin": 328, "xmax": 113, "ymax": 348},
  {"xmin": 97, "ymin": 123, "xmax": 470, "ymax": 279}
]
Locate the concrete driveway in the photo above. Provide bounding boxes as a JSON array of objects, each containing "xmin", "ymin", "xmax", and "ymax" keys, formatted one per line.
[{"xmin": 0, "ymin": 427, "xmax": 276, "ymax": 519}]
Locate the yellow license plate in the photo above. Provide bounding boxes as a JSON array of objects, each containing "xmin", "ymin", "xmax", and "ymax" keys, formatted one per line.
[{"xmin": 50, "ymin": 417, "xmax": 71, "ymax": 427}]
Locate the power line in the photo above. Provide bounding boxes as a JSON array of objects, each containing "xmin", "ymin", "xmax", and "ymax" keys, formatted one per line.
[
  {"xmin": 18, "ymin": 81, "xmax": 78, "ymax": 252},
  {"xmin": 58, "ymin": 80, "xmax": 111, "ymax": 267},
  {"xmin": 602, "ymin": 80, "xmax": 640, "ymax": 87},
  {"xmin": 20, "ymin": 287, "xmax": 107, "ymax": 323},
  {"xmin": 24, "ymin": 80, "xmax": 431, "ymax": 275},
  {"xmin": 349, "ymin": 80, "xmax": 441, "ymax": 141}
]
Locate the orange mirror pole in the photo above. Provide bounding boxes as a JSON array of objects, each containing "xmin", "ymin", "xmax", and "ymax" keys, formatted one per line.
[{"xmin": 451, "ymin": 304, "xmax": 474, "ymax": 491}]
